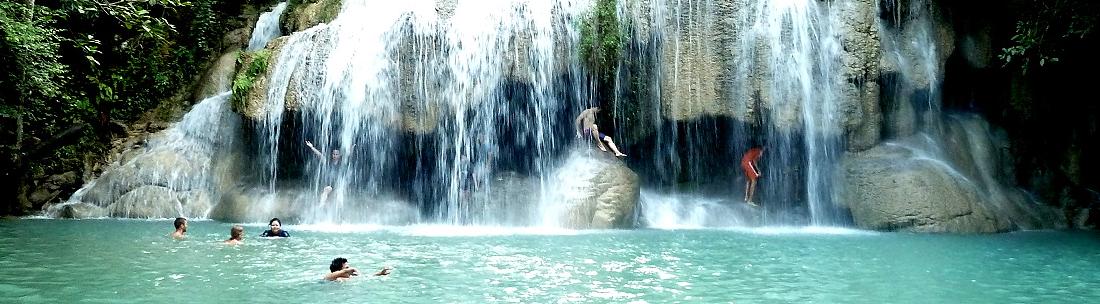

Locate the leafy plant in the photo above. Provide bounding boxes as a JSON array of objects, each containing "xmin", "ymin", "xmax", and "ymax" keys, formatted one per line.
[{"xmin": 999, "ymin": 0, "xmax": 1097, "ymax": 74}]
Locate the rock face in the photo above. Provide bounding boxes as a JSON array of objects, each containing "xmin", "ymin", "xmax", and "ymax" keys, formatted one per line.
[
  {"xmin": 842, "ymin": 115, "xmax": 1066, "ymax": 232},
  {"xmin": 837, "ymin": 0, "xmax": 883, "ymax": 151},
  {"xmin": 843, "ymin": 144, "xmax": 1011, "ymax": 233},
  {"xmin": 547, "ymin": 148, "xmax": 641, "ymax": 229},
  {"xmin": 54, "ymin": 92, "xmax": 241, "ymax": 219}
]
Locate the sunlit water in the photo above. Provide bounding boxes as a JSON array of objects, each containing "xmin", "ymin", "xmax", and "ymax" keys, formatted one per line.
[{"xmin": 2, "ymin": 220, "xmax": 1098, "ymax": 303}]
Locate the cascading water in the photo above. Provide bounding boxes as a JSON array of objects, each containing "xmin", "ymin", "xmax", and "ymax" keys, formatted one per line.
[
  {"xmin": 742, "ymin": 0, "xmax": 845, "ymax": 225},
  {"xmin": 247, "ymin": 2, "xmax": 289, "ymax": 51},
  {"xmin": 616, "ymin": 0, "xmax": 847, "ymax": 227},
  {"xmin": 49, "ymin": 3, "xmax": 289, "ymax": 219},
  {"xmin": 253, "ymin": 0, "xmax": 593, "ymax": 225},
  {"xmin": 872, "ymin": 0, "xmax": 1063, "ymax": 229}
]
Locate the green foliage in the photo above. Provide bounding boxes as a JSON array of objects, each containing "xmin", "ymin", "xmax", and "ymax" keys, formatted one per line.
[
  {"xmin": 999, "ymin": 0, "xmax": 1097, "ymax": 74},
  {"xmin": 0, "ymin": 2, "xmax": 68, "ymax": 113},
  {"xmin": 232, "ymin": 50, "xmax": 272, "ymax": 110},
  {"xmin": 316, "ymin": 0, "xmax": 342, "ymax": 23},
  {"xmin": 578, "ymin": 0, "xmax": 623, "ymax": 85},
  {"xmin": 2, "ymin": 0, "xmax": 259, "ymax": 214}
]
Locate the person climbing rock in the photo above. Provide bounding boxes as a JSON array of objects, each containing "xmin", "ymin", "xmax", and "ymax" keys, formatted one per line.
[
  {"xmin": 741, "ymin": 146, "xmax": 765, "ymax": 206},
  {"xmin": 574, "ymin": 107, "xmax": 626, "ymax": 157}
]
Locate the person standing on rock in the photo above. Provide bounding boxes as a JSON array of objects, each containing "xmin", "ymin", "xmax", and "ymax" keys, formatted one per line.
[
  {"xmin": 305, "ymin": 140, "xmax": 353, "ymax": 206},
  {"xmin": 170, "ymin": 217, "xmax": 187, "ymax": 239},
  {"xmin": 574, "ymin": 107, "xmax": 627, "ymax": 157},
  {"xmin": 742, "ymin": 146, "xmax": 765, "ymax": 206}
]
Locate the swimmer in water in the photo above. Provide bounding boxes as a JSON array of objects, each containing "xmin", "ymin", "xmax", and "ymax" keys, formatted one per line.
[
  {"xmin": 170, "ymin": 217, "xmax": 187, "ymax": 239},
  {"xmin": 224, "ymin": 225, "xmax": 244, "ymax": 245},
  {"xmin": 259, "ymin": 218, "xmax": 290, "ymax": 237},
  {"xmin": 324, "ymin": 257, "xmax": 391, "ymax": 281}
]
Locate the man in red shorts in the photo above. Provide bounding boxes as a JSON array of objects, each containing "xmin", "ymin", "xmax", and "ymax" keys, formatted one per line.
[{"xmin": 741, "ymin": 146, "xmax": 764, "ymax": 206}]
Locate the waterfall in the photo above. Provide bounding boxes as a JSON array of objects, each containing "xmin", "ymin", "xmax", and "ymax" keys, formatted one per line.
[
  {"xmin": 616, "ymin": 0, "xmax": 847, "ymax": 226},
  {"xmin": 53, "ymin": 92, "xmax": 239, "ymax": 218},
  {"xmin": 743, "ymin": 0, "xmax": 845, "ymax": 225},
  {"xmin": 51, "ymin": 4, "xmax": 289, "ymax": 219},
  {"xmin": 247, "ymin": 2, "xmax": 289, "ymax": 51},
  {"xmin": 254, "ymin": 0, "xmax": 593, "ymax": 224}
]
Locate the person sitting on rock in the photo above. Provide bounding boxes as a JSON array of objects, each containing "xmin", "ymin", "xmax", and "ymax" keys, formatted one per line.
[
  {"xmin": 574, "ymin": 106, "xmax": 626, "ymax": 157},
  {"xmin": 259, "ymin": 218, "xmax": 290, "ymax": 237},
  {"xmin": 224, "ymin": 225, "xmax": 244, "ymax": 245},
  {"xmin": 324, "ymin": 257, "xmax": 391, "ymax": 281},
  {"xmin": 170, "ymin": 217, "xmax": 187, "ymax": 239},
  {"xmin": 741, "ymin": 146, "xmax": 765, "ymax": 206}
]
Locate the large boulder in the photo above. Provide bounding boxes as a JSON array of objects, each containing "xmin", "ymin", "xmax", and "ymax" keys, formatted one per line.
[
  {"xmin": 546, "ymin": 148, "xmax": 640, "ymax": 229},
  {"xmin": 107, "ymin": 185, "xmax": 184, "ymax": 218},
  {"xmin": 842, "ymin": 143, "xmax": 1011, "ymax": 233}
]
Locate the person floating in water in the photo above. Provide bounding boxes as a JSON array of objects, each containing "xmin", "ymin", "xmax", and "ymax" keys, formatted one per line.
[
  {"xmin": 305, "ymin": 140, "xmax": 354, "ymax": 206},
  {"xmin": 324, "ymin": 257, "xmax": 392, "ymax": 281},
  {"xmin": 224, "ymin": 225, "xmax": 244, "ymax": 245},
  {"xmin": 260, "ymin": 218, "xmax": 290, "ymax": 237},
  {"xmin": 741, "ymin": 146, "xmax": 765, "ymax": 206},
  {"xmin": 574, "ymin": 106, "xmax": 626, "ymax": 157},
  {"xmin": 170, "ymin": 217, "xmax": 187, "ymax": 239}
]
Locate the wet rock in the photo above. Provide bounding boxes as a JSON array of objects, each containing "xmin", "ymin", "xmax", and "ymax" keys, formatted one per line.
[
  {"xmin": 107, "ymin": 185, "xmax": 183, "ymax": 218},
  {"xmin": 549, "ymin": 148, "xmax": 640, "ymax": 229},
  {"xmin": 282, "ymin": 0, "xmax": 343, "ymax": 32},
  {"xmin": 56, "ymin": 203, "xmax": 108, "ymax": 219},
  {"xmin": 842, "ymin": 144, "xmax": 1010, "ymax": 233},
  {"xmin": 29, "ymin": 188, "xmax": 59, "ymax": 207}
]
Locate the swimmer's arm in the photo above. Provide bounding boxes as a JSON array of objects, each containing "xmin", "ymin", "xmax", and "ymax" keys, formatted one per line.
[
  {"xmin": 305, "ymin": 140, "xmax": 324, "ymax": 159},
  {"xmin": 374, "ymin": 267, "xmax": 392, "ymax": 276}
]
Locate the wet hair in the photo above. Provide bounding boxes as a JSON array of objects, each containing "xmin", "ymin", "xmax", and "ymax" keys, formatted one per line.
[
  {"xmin": 268, "ymin": 218, "xmax": 281, "ymax": 226},
  {"xmin": 230, "ymin": 225, "xmax": 244, "ymax": 240},
  {"xmin": 329, "ymin": 258, "xmax": 348, "ymax": 272},
  {"xmin": 174, "ymin": 217, "xmax": 187, "ymax": 229}
]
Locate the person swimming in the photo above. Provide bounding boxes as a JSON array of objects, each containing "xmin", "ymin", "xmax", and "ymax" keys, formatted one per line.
[
  {"xmin": 259, "ymin": 218, "xmax": 290, "ymax": 237},
  {"xmin": 170, "ymin": 217, "xmax": 187, "ymax": 239},
  {"xmin": 324, "ymin": 257, "xmax": 391, "ymax": 281},
  {"xmin": 224, "ymin": 225, "xmax": 244, "ymax": 245}
]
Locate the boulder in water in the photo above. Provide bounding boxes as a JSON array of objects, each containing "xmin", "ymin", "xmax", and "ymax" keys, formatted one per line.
[
  {"xmin": 549, "ymin": 148, "xmax": 640, "ymax": 229},
  {"xmin": 842, "ymin": 144, "xmax": 1011, "ymax": 233}
]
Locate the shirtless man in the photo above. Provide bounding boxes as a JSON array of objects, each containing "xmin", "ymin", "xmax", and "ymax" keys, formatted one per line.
[
  {"xmin": 574, "ymin": 107, "xmax": 626, "ymax": 157},
  {"xmin": 741, "ymin": 146, "xmax": 765, "ymax": 206},
  {"xmin": 324, "ymin": 257, "xmax": 392, "ymax": 281},
  {"xmin": 224, "ymin": 225, "xmax": 244, "ymax": 245},
  {"xmin": 170, "ymin": 217, "xmax": 187, "ymax": 239}
]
